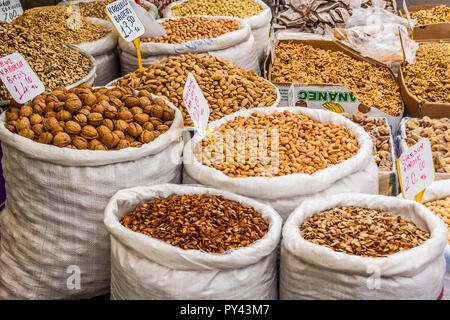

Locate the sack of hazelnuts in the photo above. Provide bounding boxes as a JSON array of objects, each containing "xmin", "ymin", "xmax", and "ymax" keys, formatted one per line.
[{"xmin": 0, "ymin": 84, "xmax": 184, "ymax": 299}]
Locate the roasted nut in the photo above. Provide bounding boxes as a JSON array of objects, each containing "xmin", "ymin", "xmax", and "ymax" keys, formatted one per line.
[
  {"xmin": 171, "ymin": 0, "xmax": 263, "ymax": 19},
  {"xmin": 53, "ymin": 132, "xmax": 71, "ymax": 147}
]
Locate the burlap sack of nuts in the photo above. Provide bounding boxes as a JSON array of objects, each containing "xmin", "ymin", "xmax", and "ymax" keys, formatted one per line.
[
  {"xmin": 104, "ymin": 184, "xmax": 282, "ymax": 300},
  {"xmin": 163, "ymin": 0, "xmax": 272, "ymax": 64},
  {"xmin": 119, "ymin": 16, "xmax": 260, "ymax": 75},
  {"xmin": 183, "ymin": 107, "xmax": 378, "ymax": 221},
  {"xmin": 281, "ymin": 193, "xmax": 448, "ymax": 299},
  {"xmin": 0, "ymin": 94, "xmax": 184, "ymax": 299}
]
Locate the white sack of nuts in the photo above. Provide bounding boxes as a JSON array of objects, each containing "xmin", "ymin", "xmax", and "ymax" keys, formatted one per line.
[
  {"xmin": 281, "ymin": 193, "xmax": 448, "ymax": 300},
  {"xmin": 163, "ymin": 0, "xmax": 272, "ymax": 64},
  {"xmin": 183, "ymin": 107, "xmax": 378, "ymax": 221},
  {"xmin": 104, "ymin": 184, "xmax": 282, "ymax": 300},
  {"xmin": 119, "ymin": 16, "xmax": 260, "ymax": 76},
  {"xmin": 0, "ymin": 95, "xmax": 183, "ymax": 299}
]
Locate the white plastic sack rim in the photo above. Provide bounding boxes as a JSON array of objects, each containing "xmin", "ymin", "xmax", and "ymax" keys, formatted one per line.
[
  {"xmin": 283, "ymin": 193, "xmax": 448, "ymax": 276},
  {"xmin": 183, "ymin": 107, "xmax": 373, "ymax": 199},
  {"xmin": 0, "ymin": 94, "xmax": 183, "ymax": 167},
  {"xmin": 119, "ymin": 15, "xmax": 251, "ymax": 56},
  {"xmin": 104, "ymin": 183, "xmax": 282, "ymax": 270},
  {"xmin": 75, "ymin": 18, "xmax": 118, "ymax": 57},
  {"xmin": 163, "ymin": 0, "xmax": 272, "ymax": 30}
]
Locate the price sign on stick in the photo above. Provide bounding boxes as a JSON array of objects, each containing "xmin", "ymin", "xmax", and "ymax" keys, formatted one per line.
[
  {"xmin": 183, "ymin": 72, "xmax": 213, "ymax": 144},
  {"xmin": 105, "ymin": 0, "xmax": 146, "ymax": 73},
  {"xmin": 0, "ymin": 52, "xmax": 45, "ymax": 104},
  {"xmin": 396, "ymin": 138, "xmax": 434, "ymax": 202},
  {"xmin": 0, "ymin": 0, "xmax": 23, "ymax": 22}
]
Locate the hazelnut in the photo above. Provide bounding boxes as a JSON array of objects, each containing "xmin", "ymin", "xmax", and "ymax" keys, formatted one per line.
[
  {"xmin": 128, "ymin": 122, "xmax": 143, "ymax": 138},
  {"xmin": 64, "ymin": 121, "xmax": 82, "ymax": 135},
  {"xmin": 81, "ymin": 125, "xmax": 99, "ymax": 140},
  {"xmin": 72, "ymin": 136, "xmax": 88, "ymax": 150},
  {"xmin": 54, "ymin": 132, "xmax": 71, "ymax": 147},
  {"xmin": 38, "ymin": 132, "xmax": 53, "ymax": 144},
  {"xmin": 20, "ymin": 105, "xmax": 33, "ymax": 117},
  {"xmin": 87, "ymin": 112, "xmax": 103, "ymax": 126}
]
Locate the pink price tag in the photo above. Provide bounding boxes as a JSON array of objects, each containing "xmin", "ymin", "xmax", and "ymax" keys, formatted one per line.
[
  {"xmin": 396, "ymin": 138, "xmax": 435, "ymax": 200},
  {"xmin": 182, "ymin": 72, "xmax": 210, "ymax": 135},
  {"xmin": 0, "ymin": 52, "xmax": 45, "ymax": 104}
]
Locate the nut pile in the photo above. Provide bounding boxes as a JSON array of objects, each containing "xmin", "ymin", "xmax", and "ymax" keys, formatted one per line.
[
  {"xmin": 142, "ymin": 17, "xmax": 241, "ymax": 44},
  {"xmin": 78, "ymin": 0, "xmax": 114, "ymax": 20},
  {"xmin": 171, "ymin": 0, "xmax": 263, "ymax": 19},
  {"xmin": 405, "ymin": 117, "xmax": 450, "ymax": 173},
  {"xmin": 271, "ymin": 41, "xmax": 403, "ymax": 116},
  {"xmin": 403, "ymin": 42, "xmax": 450, "ymax": 104},
  {"xmin": 301, "ymin": 206, "xmax": 430, "ymax": 257},
  {"xmin": 113, "ymin": 54, "xmax": 278, "ymax": 127},
  {"xmin": 0, "ymin": 22, "xmax": 91, "ymax": 101},
  {"xmin": 424, "ymin": 197, "xmax": 450, "ymax": 244},
  {"xmin": 5, "ymin": 84, "xmax": 175, "ymax": 150},
  {"xmin": 274, "ymin": 0, "xmax": 395, "ymax": 35},
  {"xmin": 406, "ymin": 5, "xmax": 450, "ymax": 25},
  {"xmin": 342, "ymin": 112, "xmax": 392, "ymax": 171},
  {"xmin": 120, "ymin": 194, "xmax": 269, "ymax": 253},
  {"xmin": 196, "ymin": 110, "xmax": 359, "ymax": 177},
  {"xmin": 12, "ymin": 6, "xmax": 108, "ymax": 44}
]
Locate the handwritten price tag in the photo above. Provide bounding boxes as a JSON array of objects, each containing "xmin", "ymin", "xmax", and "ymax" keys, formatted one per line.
[
  {"xmin": 397, "ymin": 138, "xmax": 434, "ymax": 200},
  {"xmin": 105, "ymin": 0, "xmax": 145, "ymax": 43},
  {"xmin": 0, "ymin": 52, "xmax": 45, "ymax": 104},
  {"xmin": 0, "ymin": 0, "xmax": 23, "ymax": 22},
  {"xmin": 183, "ymin": 72, "xmax": 211, "ymax": 137}
]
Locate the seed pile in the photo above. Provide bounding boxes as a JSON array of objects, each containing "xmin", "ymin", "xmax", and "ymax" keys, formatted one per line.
[
  {"xmin": 5, "ymin": 84, "xmax": 174, "ymax": 150},
  {"xmin": 12, "ymin": 6, "xmax": 108, "ymax": 44},
  {"xmin": 0, "ymin": 22, "xmax": 91, "ymax": 101},
  {"xmin": 403, "ymin": 42, "xmax": 450, "ymax": 104},
  {"xmin": 271, "ymin": 41, "xmax": 403, "ymax": 116},
  {"xmin": 405, "ymin": 117, "xmax": 450, "ymax": 174},
  {"xmin": 406, "ymin": 5, "xmax": 450, "ymax": 25},
  {"xmin": 142, "ymin": 17, "xmax": 241, "ymax": 44},
  {"xmin": 172, "ymin": 0, "xmax": 263, "ymax": 19},
  {"xmin": 113, "ymin": 54, "xmax": 278, "ymax": 127},
  {"xmin": 196, "ymin": 111, "xmax": 359, "ymax": 177},
  {"xmin": 120, "ymin": 194, "xmax": 269, "ymax": 253},
  {"xmin": 301, "ymin": 206, "xmax": 430, "ymax": 257},
  {"xmin": 424, "ymin": 197, "xmax": 450, "ymax": 244}
]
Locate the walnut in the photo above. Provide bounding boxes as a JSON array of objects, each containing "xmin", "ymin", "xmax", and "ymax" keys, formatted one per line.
[
  {"xmin": 134, "ymin": 113, "xmax": 150, "ymax": 125},
  {"xmin": 128, "ymin": 122, "xmax": 143, "ymax": 138},
  {"xmin": 19, "ymin": 128, "xmax": 35, "ymax": 140},
  {"xmin": 114, "ymin": 119, "xmax": 129, "ymax": 132},
  {"xmin": 38, "ymin": 132, "xmax": 53, "ymax": 144},
  {"xmin": 116, "ymin": 139, "xmax": 130, "ymax": 150},
  {"xmin": 65, "ymin": 96, "xmax": 83, "ymax": 113},
  {"xmin": 64, "ymin": 120, "xmax": 82, "ymax": 135},
  {"xmin": 20, "ymin": 105, "xmax": 33, "ymax": 117},
  {"xmin": 87, "ymin": 112, "xmax": 103, "ymax": 126},
  {"xmin": 125, "ymin": 96, "xmax": 141, "ymax": 107},
  {"xmin": 72, "ymin": 136, "xmax": 88, "ymax": 150},
  {"xmin": 53, "ymin": 132, "xmax": 71, "ymax": 147},
  {"xmin": 81, "ymin": 125, "xmax": 98, "ymax": 140},
  {"xmin": 139, "ymin": 130, "xmax": 156, "ymax": 143}
]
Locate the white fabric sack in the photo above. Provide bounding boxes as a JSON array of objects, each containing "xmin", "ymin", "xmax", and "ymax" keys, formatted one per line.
[
  {"xmin": 75, "ymin": 18, "xmax": 119, "ymax": 86},
  {"xmin": 183, "ymin": 107, "xmax": 379, "ymax": 221},
  {"xmin": 163, "ymin": 0, "xmax": 272, "ymax": 64},
  {"xmin": 281, "ymin": 193, "xmax": 448, "ymax": 300},
  {"xmin": 104, "ymin": 183, "xmax": 282, "ymax": 300},
  {"xmin": 118, "ymin": 16, "xmax": 259, "ymax": 76},
  {"xmin": 0, "ymin": 96, "xmax": 184, "ymax": 299}
]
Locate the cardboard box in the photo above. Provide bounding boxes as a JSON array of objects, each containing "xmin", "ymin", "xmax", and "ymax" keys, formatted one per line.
[
  {"xmin": 265, "ymin": 39, "xmax": 404, "ymax": 132},
  {"xmin": 399, "ymin": 5, "xmax": 450, "ymax": 41},
  {"xmin": 398, "ymin": 41, "xmax": 450, "ymax": 119}
]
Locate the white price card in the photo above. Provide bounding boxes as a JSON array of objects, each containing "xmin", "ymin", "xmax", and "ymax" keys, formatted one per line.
[
  {"xmin": 0, "ymin": 52, "xmax": 45, "ymax": 104},
  {"xmin": 0, "ymin": 0, "xmax": 23, "ymax": 22},
  {"xmin": 105, "ymin": 0, "xmax": 145, "ymax": 43},
  {"xmin": 183, "ymin": 72, "xmax": 210, "ymax": 135},
  {"xmin": 396, "ymin": 138, "xmax": 435, "ymax": 200}
]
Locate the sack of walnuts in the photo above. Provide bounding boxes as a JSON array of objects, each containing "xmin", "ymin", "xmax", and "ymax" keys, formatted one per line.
[{"xmin": 0, "ymin": 85, "xmax": 183, "ymax": 299}]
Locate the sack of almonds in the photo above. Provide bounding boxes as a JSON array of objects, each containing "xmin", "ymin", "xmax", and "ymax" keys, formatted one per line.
[
  {"xmin": 0, "ymin": 85, "xmax": 184, "ymax": 299},
  {"xmin": 119, "ymin": 16, "xmax": 260, "ymax": 76},
  {"xmin": 163, "ymin": 0, "xmax": 272, "ymax": 64},
  {"xmin": 280, "ymin": 193, "xmax": 448, "ymax": 299},
  {"xmin": 13, "ymin": 6, "xmax": 119, "ymax": 86},
  {"xmin": 183, "ymin": 107, "xmax": 378, "ymax": 221},
  {"xmin": 104, "ymin": 184, "xmax": 282, "ymax": 300}
]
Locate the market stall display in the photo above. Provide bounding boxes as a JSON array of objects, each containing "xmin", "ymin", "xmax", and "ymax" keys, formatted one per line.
[
  {"xmin": 104, "ymin": 184, "xmax": 282, "ymax": 300},
  {"xmin": 403, "ymin": 4, "xmax": 449, "ymax": 26},
  {"xmin": 163, "ymin": 0, "xmax": 272, "ymax": 63},
  {"xmin": 113, "ymin": 54, "xmax": 279, "ymax": 127},
  {"xmin": 118, "ymin": 16, "xmax": 260, "ymax": 75},
  {"xmin": 183, "ymin": 107, "xmax": 378, "ymax": 220},
  {"xmin": 280, "ymin": 193, "xmax": 448, "ymax": 299},
  {"xmin": 0, "ymin": 85, "xmax": 184, "ymax": 299},
  {"xmin": 0, "ymin": 22, "xmax": 95, "ymax": 102}
]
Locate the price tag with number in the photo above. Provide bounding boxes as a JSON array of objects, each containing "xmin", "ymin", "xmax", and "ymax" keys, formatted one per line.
[
  {"xmin": 183, "ymin": 72, "xmax": 212, "ymax": 142},
  {"xmin": 0, "ymin": 0, "xmax": 23, "ymax": 22},
  {"xmin": 105, "ymin": 0, "xmax": 145, "ymax": 43},
  {"xmin": 0, "ymin": 52, "xmax": 45, "ymax": 104},
  {"xmin": 397, "ymin": 138, "xmax": 434, "ymax": 201}
]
